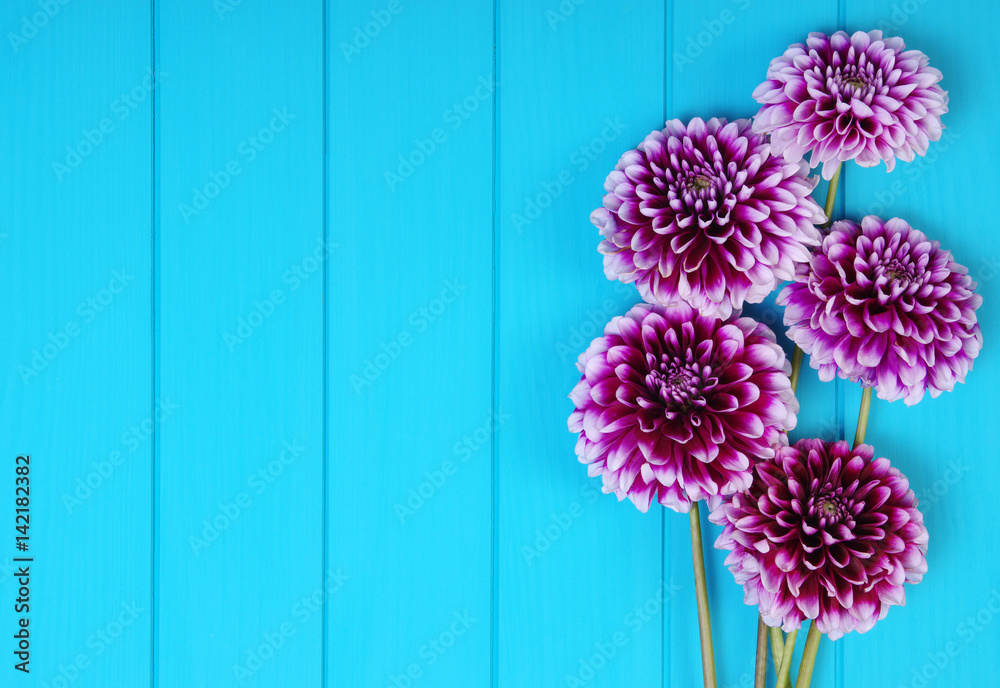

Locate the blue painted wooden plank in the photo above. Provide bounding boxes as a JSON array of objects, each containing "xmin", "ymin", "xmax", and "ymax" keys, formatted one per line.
[
  {"xmin": 326, "ymin": 1, "xmax": 494, "ymax": 686},
  {"xmin": 667, "ymin": 3, "xmax": 841, "ymax": 686},
  {"xmin": 496, "ymin": 3, "xmax": 667, "ymax": 687},
  {"xmin": 156, "ymin": 1, "xmax": 325, "ymax": 686},
  {"xmin": 0, "ymin": 1, "xmax": 153, "ymax": 686},
  {"xmin": 840, "ymin": 3, "xmax": 1000, "ymax": 686}
]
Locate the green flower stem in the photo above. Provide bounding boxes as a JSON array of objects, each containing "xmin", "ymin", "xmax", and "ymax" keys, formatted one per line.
[
  {"xmin": 795, "ymin": 623, "xmax": 823, "ymax": 688},
  {"xmin": 854, "ymin": 386, "xmax": 873, "ymax": 447},
  {"xmin": 769, "ymin": 625, "xmax": 785, "ymax": 671},
  {"xmin": 754, "ymin": 617, "xmax": 768, "ymax": 688},
  {"xmin": 775, "ymin": 628, "xmax": 799, "ymax": 688},
  {"xmin": 689, "ymin": 502, "xmax": 718, "ymax": 688},
  {"xmin": 823, "ymin": 164, "xmax": 842, "ymax": 223},
  {"xmin": 789, "ymin": 346, "xmax": 805, "ymax": 394}
]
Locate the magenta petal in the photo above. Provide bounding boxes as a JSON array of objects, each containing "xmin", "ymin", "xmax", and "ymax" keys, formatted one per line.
[
  {"xmin": 781, "ymin": 216, "xmax": 982, "ymax": 405},
  {"xmin": 568, "ymin": 303, "xmax": 797, "ymax": 514},
  {"xmin": 711, "ymin": 438, "xmax": 928, "ymax": 638},
  {"xmin": 752, "ymin": 30, "xmax": 947, "ymax": 178},
  {"xmin": 592, "ymin": 117, "xmax": 825, "ymax": 318}
]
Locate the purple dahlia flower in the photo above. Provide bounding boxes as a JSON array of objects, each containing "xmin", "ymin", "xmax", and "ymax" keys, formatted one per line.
[
  {"xmin": 753, "ymin": 30, "xmax": 948, "ymax": 180},
  {"xmin": 591, "ymin": 117, "xmax": 825, "ymax": 319},
  {"xmin": 711, "ymin": 438, "xmax": 928, "ymax": 640},
  {"xmin": 778, "ymin": 216, "xmax": 983, "ymax": 405},
  {"xmin": 567, "ymin": 303, "xmax": 797, "ymax": 513}
]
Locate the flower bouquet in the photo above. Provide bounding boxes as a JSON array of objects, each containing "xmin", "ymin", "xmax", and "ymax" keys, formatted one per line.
[{"xmin": 567, "ymin": 30, "xmax": 982, "ymax": 688}]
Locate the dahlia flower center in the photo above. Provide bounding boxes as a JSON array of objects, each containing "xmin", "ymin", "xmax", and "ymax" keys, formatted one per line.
[
  {"xmin": 830, "ymin": 66, "xmax": 878, "ymax": 99},
  {"xmin": 819, "ymin": 499, "xmax": 841, "ymax": 518},
  {"xmin": 810, "ymin": 490, "xmax": 854, "ymax": 530},
  {"xmin": 644, "ymin": 354, "xmax": 710, "ymax": 412},
  {"xmin": 671, "ymin": 169, "xmax": 722, "ymax": 206},
  {"xmin": 664, "ymin": 165, "xmax": 721, "ymax": 204},
  {"xmin": 691, "ymin": 175, "xmax": 712, "ymax": 191},
  {"xmin": 880, "ymin": 259, "xmax": 919, "ymax": 286}
]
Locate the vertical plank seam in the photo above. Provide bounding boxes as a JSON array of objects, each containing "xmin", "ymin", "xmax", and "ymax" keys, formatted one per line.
[
  {"xmin": 490, "ymin": 0, "xmax": 500, "ymax": 684},
  {"xmin": 662, "ymin": 1, "xmax": 674, "ymax": 686},
  {"xmin": 150, "ymin": 0, "xmax": 159, "ymax": 685},
  {"xmin": 322, "ymin": 0, "xmax": 330, "ymax": 684}
]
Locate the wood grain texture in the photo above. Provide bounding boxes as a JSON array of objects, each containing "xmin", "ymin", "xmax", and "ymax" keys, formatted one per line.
[
  {"xmin": 0, "ymin": 2, "xmax": 153, "ymax": 687},
  {"xmin": 495, "ymin": 2, "xmax": 676, "ymax": 686},
  {"xmin": 496, "ymin": 2, "xmax": 666, "ymax": 686},
  {"xmin": 156, "ymin": 1, "xmax": 324, "ymax": 686},
  {"xmin": 326, "ymin": 1, "xmax": 494, "ymax": 686}
]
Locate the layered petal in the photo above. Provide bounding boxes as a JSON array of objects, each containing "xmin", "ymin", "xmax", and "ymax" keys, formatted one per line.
[
  {"xmin": 593, "ymin": 118, "xmax": 825, "ymax": 318},
  {"xmin": 779, "ymin": 216, "xmax": 983, "ymax": 404},
  {"xmin": 753, "ymin": 30, "xmax": 948, "ymax": 178},
  {"xmin": 568, "ymin": 303, "xmax": 798, "ymax": 513},
  {"xmin": 711, "ymin": 439, "xmax": 928, "ymax": 639}
]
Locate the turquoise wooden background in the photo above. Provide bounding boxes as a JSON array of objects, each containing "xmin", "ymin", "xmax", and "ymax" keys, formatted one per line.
[{"xmin": 1, "ymin": 1, "xmax": 997, "ymax": 686}]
